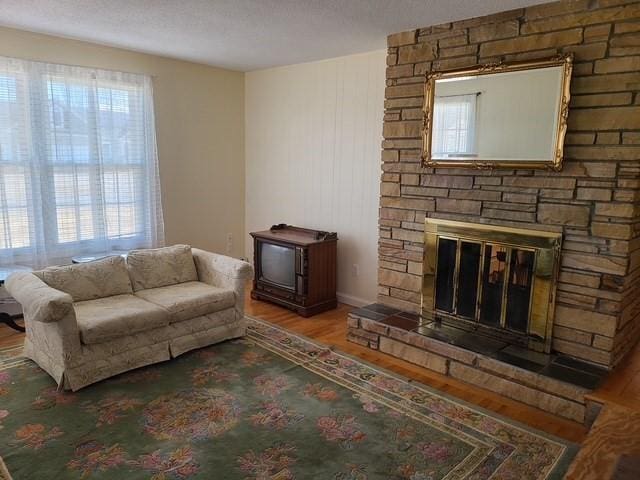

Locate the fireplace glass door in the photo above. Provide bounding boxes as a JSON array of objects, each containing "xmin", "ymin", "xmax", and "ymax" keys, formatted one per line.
[
  {"xmin": 435, "ymin": 238, "xmax": 457, "ymax": 313},
  {"xmin": 480, "ymin": 244, "xmax": 507, "ymax": 327},
  {"xmin": 423, "ymin": 219, "xmax": 562, "ymax": 353},
  {"xmin": 457, "ymin": 241, "xmax": 481, "ymax": 319},
  {"xmin": 506, "ymin": 249, "xmax": 535, "ymax": 332},
  {"xmin": 434, "ymin": 240, "xmax": 536, "ymax": 336}
]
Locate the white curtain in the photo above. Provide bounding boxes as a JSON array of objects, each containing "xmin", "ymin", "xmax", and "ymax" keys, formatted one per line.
[
  {"xmin": 432, "ymin": 94, "xmax": 477, "ymax": 157},
  {"xmin": 0, "ymin": 56, "xmax": 164, "ymax": 268}
]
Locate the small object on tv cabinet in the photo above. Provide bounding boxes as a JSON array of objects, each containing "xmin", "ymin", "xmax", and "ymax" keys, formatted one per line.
[{"xmin": 251, "ymin": 225, "xmax": 337, "ymax": 317}]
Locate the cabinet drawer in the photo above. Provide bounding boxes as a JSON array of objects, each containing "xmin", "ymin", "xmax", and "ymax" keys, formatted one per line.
[{"xmin": 259, "ymin": 283, "xmax": 295, "ymax": 301}]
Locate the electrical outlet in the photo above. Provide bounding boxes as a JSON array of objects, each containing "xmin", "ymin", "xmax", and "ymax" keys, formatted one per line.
[
  {"xmin": 226, "ymin": 233, "xmax": 233, "ymax": 254},
  {"xmin": 352, "ymin": 263, "xmax": 360, "ymax": 277}
]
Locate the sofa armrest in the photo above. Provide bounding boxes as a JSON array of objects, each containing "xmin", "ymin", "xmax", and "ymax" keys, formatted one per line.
[
  {"xmin": 6, "ymin": 271, "xmax": 82, "ymax": 373},
  {"xmin": 6, "ymin": 271, "xmax": 74, "ymax": 323},
  {"xmin": 192, "ymin": 249, "xmax": 253, "ymax": 283},
  {"xmin": 192, "ymin": 248, "xmax": 253, "ymax": 317}
]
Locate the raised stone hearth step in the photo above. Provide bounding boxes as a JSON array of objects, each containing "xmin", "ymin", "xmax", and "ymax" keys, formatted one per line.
[{"xmin": 348, "ymin": 303, "xmax": 608, "ymax": 424}]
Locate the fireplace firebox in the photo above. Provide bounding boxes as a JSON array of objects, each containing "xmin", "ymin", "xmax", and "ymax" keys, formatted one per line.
[{"xmin": 422, "ymin": 219, "xmax": 562, "ymax": 353}]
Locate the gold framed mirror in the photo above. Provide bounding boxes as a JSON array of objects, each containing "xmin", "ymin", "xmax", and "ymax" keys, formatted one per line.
[{"xmin": 421, "ymin": 54, "xmax": 573, "ymax": 171}]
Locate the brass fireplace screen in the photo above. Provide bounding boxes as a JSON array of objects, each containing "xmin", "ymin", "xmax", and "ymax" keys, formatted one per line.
[{"xmin": 422, "ymin": 219, "xmax": 562, "ymax": 353}]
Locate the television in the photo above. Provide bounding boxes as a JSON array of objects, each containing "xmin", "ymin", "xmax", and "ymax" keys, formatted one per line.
[
  {"xmin": 251, "ymin": 225, "xmax": 338, "ymax": 317},
  {"xmin": 258, "ymin": 242, "xmax": 296, "ymax": 290}
]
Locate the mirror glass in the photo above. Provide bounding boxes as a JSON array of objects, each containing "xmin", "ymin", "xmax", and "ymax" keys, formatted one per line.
[
  {"xmin": 423, "ymin": 56, "xmax": 572, "ymax": 170},
  {"xmin": 433, "ymin": 66, "xmax": 562, "ymax": 161}
]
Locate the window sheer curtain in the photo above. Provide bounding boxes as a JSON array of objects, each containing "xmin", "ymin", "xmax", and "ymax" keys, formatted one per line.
[
  {"xmin": 432, "ymin": 94, "xmax": 477, "ymax": 156},
  {"xmin": 0, "ymin": 56, "xmax": 164, "ymax": 268}
]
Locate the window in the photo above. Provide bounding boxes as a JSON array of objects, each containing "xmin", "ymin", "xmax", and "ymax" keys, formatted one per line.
[
  {"xmin": 0, "ymin": 76, "xmax": 17, "ymax": 102},
  {"xmin": 0, "ymin": 56, "xmax": 164, "ymax": 267},
  {"xmin": 432, "ymin": 94, "xmax": 477, "ymax": 157}
]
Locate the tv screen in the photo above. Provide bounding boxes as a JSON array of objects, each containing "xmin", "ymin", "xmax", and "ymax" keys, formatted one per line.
[{"xmin": 259, "ymin": 242, "xmax": 295, "ymax": 290}]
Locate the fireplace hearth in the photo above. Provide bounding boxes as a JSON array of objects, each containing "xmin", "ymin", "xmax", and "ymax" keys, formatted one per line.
[
  {"xmin": 423, "ymin": 219, "xmax": 562, "ymax": 353},
  {"xmin": 347, "ymin": 303, "xmax": 607, "ymax": 423},
  {"xmin": 348, "ymin": 220, "xmax": 607, "ymax": 423}
]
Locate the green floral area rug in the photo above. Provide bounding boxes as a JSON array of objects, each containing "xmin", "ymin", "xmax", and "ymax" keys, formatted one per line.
[{"xmin": 0, "ymin": 317, "xmax": 577, "ymax": 479}]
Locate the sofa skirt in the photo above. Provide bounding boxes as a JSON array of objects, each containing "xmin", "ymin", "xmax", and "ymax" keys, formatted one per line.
[{"xmin": 24, "ymin": 309, "xmax": 246, "ymax": 391}]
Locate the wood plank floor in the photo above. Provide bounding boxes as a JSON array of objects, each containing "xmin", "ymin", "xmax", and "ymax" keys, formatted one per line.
[
  {"xmin": 3, "ymin": 292, "xmax": 640, "ymax": 445},
  {"xmin": 586, "ymin": 339, "xmax": 640, "ymax": 413},
  {"xmin": 565, "ymin": 403, "xmax": 640, "ymax": 480},
  {"xmin": 0, "ymin": 323, "xmax": 23, "ymax": 350}
]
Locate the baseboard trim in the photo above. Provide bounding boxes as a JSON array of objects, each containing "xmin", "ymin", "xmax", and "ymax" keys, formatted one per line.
[{"xmin": 336, "ymin": 292, "xmax": 371, "ymax": 308}]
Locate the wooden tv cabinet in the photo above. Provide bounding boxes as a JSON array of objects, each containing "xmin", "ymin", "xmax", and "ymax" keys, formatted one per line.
[{"xmin": 250, "ymin": 225, "xmax": 337, "ymax": 317}]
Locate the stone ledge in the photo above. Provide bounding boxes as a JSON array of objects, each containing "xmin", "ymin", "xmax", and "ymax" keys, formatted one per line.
[
  {"xmin": 476, "ymin": 356, "xmax": 589, "ymax": 403},
  {"xmin": 379, "ymin": 336, "xmax": 449, "ymax": 374},
  {"xmin": 449, "ymin": 362, "xmax": 586, "ymax": 423},
  {"xmin": 352, "ymin": 312, "xmax": 477, "ymax": 365},
  {"xmin": 346, "ymin": 308, "xmax": 609, "ymax": 424}
]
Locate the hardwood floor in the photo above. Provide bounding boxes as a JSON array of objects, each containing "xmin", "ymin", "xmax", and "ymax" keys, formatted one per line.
[
  {"xmin": 3, "ymin": 291, "xmax": 640, "ymax": 446},
  {"xmin": 586, "ymin": 340, "xmax": 640, "ymax": 413},
  {"xmin": 0, "ymin": 323, "xmax": 23, "ymax": 350},
  {"xmin": 565, "ymin": 403, "xmax": 640, "ymax": 480}
]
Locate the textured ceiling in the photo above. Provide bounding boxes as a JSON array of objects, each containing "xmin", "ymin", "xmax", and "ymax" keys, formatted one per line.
[{"xmin": 0, "ymin": 0, "xmax": 548, "ymax": 71}]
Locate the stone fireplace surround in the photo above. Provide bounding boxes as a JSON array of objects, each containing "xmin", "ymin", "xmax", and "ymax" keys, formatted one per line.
[
  {"xmin": 376, "ymin": 0, "xmax": 640, "ymax": 370},
  {"xmin": 347, "ymin": 0, "xmax": 640, "ymax": 424}
]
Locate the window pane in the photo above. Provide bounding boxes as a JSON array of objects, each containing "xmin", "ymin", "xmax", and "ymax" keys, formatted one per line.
[
  {"xmin": 78, "ymin": 205, "xmax": 94, "ymax": 241},
  {"xmin": 53, "ymin": 168, "xmax": 94, "ymax": 243},
  {"xmin": 54, "ymin": 172, "xmax": 75, "ymax": 204},
  {"xmin": 98, "ymin": 87, "xmax": 129, "ymax": 113},
  {"xmin": 106, "ymin": 204, "xmax": 139, "ymax": 238},
  {"xmin": 0, "ymin": 76, "xmax": 17, "ymax": 102},
  {"xmin": 0, "ymin": 70, "xmax": 32, "ymax": 251},
  {"xmin": 0, "ymin": 75, "xmax": 29, "ymax": 164},
  {"xmin": 55, "ymin": 205, "xmax": 95, "ymax": 244},
  {"xmin": 46, "ymin": 79, "xmax": 92, "ymax": 164},
  {"xmin": 0, "ymin": 208, "xmax": 30, "ymax": 249},
  {"xmin": 104, "ymin": 166, "xmax": 143, "ymax": 239},
  {"xmin": 98, "ymin": 85, "xmax": 144, "ymax": 166},
  {"xmin": 56, "ymin": 206, "xmax": 77, "ymax": 243}
]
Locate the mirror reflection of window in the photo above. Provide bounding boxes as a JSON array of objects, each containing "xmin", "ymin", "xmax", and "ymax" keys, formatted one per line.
[{"xmin": 432, "ymin": 94, "xmax": 477, "ymax": 157}]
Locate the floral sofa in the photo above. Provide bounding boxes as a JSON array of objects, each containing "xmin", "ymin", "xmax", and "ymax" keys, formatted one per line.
[{"xmin": 6, "ymin": 245, "xmax": 253, "ymax": 390}]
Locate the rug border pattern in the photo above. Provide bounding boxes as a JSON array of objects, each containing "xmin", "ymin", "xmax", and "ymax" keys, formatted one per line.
[{"xmin": 245, "ymin": 315, "xmax": 576, "ymax": 480}]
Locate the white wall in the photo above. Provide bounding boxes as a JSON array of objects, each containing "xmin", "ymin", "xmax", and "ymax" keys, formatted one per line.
[{"xmin": 245, "ymin": 50, "xmax": 386, "ymax": 306}]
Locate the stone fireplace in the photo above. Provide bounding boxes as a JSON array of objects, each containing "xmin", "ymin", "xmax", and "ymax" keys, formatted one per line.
[{"xmin": 347, "ymin": 1, "xmax": 640, "ymax": 424}]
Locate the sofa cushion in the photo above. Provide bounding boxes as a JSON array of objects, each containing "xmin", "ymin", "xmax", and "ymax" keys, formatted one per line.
[
  {"xmin": 127, "ymin": 244, "xmax": 198, "ymax": 291},
  {"xmin": 74, "ymin": 294, "xmax": 170, "ymax": 345},
  {"xmin": 135, "ymin": 281, "xmax": 235, "ymax": 323},
  {"xmin": 37, "ymin": 255, "xmax": 133, "ymax": 302}
]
